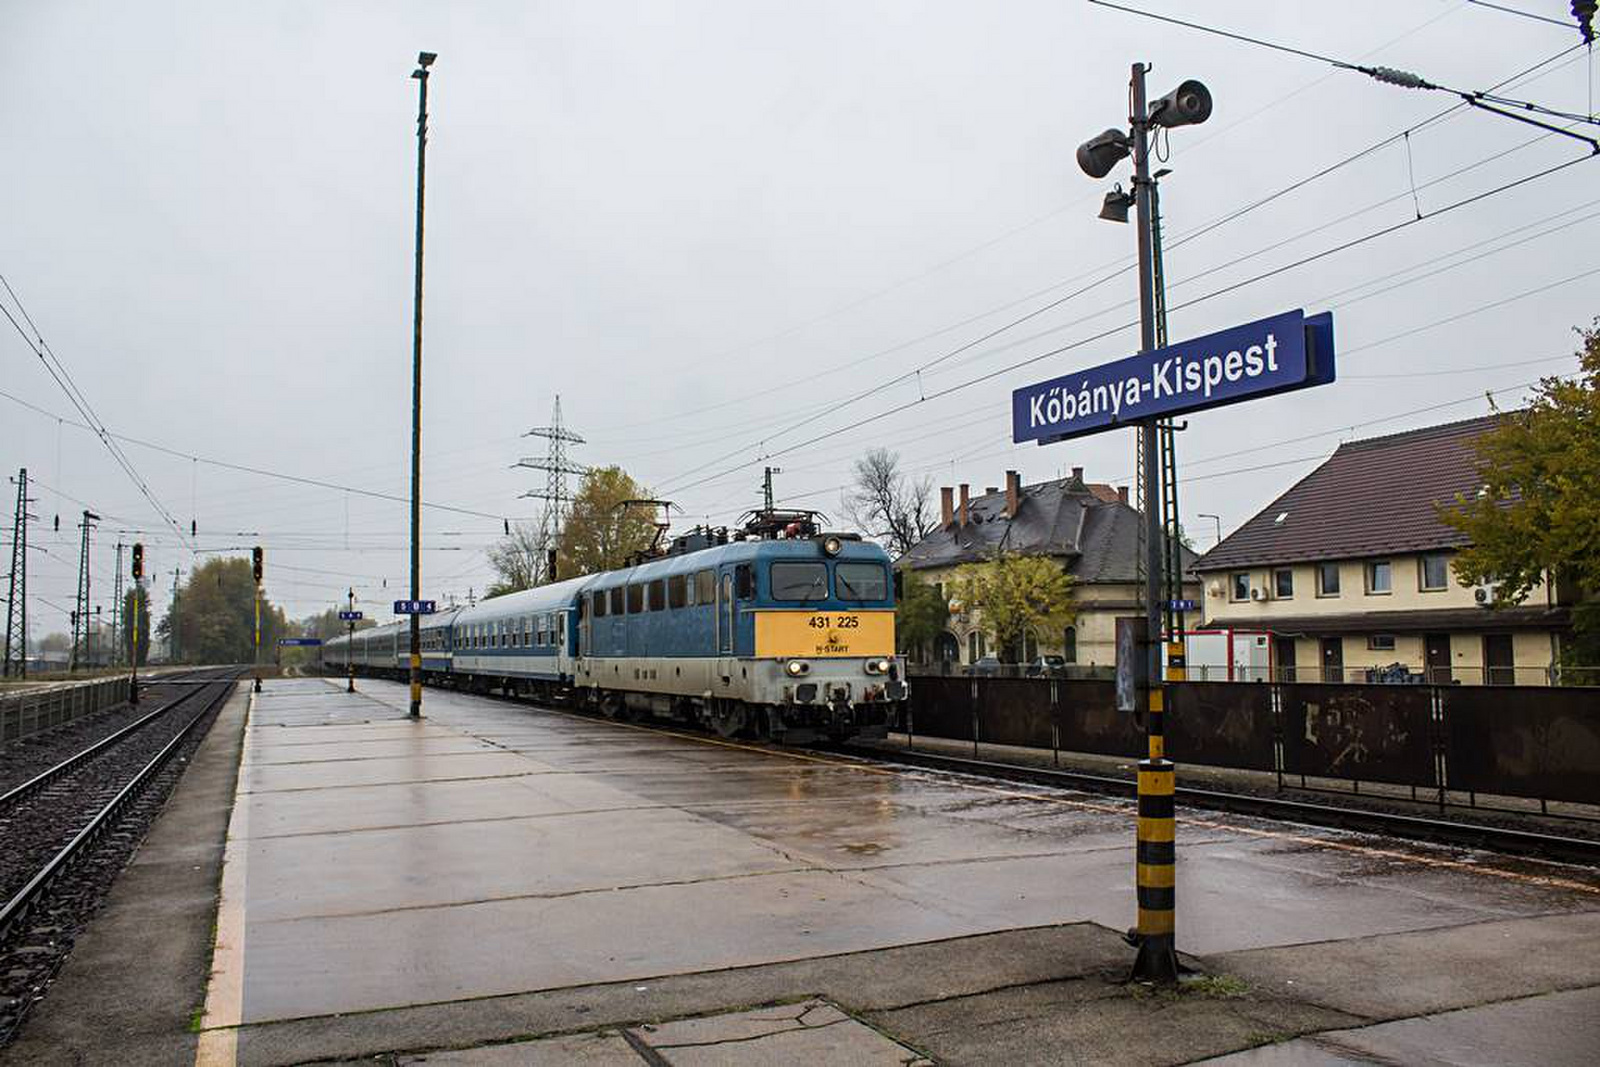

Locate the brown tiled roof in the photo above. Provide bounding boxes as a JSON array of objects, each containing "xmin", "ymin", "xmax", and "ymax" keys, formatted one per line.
[{"xmin": 1195, "ymin": 414, "xmax": 1507, "ymax": 572}]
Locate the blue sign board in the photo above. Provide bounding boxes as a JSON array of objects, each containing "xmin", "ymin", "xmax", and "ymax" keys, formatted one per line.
[
  {"xmin": 1013, "ymin": 309, "xmax": 1334, "ymax": 444},
  {"xmin": 394, "ymin": 599, "xmax": 437, "ymax": 615},
  {"xmin": 338, "ymin": 610, "xmax": 363, "ymax": 621},
  {"xmin": 277, "ymin": 638, "xmax": 323, "ymax": 647},
  {"xmin": 1168, "ymin": 599, "xmax": 1197, "ymax": 612}
]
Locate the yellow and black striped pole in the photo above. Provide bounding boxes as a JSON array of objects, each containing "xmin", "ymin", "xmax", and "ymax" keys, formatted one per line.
[{"xmin": 1132, "ymin": 656, "xmax": 1178, "ymax": 982}]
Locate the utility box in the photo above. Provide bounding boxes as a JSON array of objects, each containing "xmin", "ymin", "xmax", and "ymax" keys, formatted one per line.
[
  {"xmin": 1115, "ymin": 616, "xmax": 1149, "ymax": 711},
  {"xmin": 1167, "ymin": 628, "xmax": 1274, "ymax": 682}
]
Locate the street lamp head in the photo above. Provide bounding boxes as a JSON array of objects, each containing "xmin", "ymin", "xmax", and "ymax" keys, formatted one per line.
[
  {"xmin": 1076, "ymin": 128, "xmax": 1131, "ymax": 179},
  {"xmin": 1098, "ymin": 185, "xmax": 1134, "ymax": 223},
  {"xmin": 418, "ymin": 51, "xmax": 437, "ymax": 68},
  {"xmin": 1149, "ymin": 79, "xmax": 1212, "ymax": 129}
]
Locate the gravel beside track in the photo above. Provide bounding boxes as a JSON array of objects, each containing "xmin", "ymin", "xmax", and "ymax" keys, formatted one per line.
[{"xmin": 0, "ymin": 670, "xmax": 239, "ymax": 1046}]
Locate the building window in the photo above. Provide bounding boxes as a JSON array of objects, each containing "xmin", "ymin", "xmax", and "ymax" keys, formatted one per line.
[
  {"xmin": 1231, "ymin": 572, "xmax": 1251, "ymax": 602},
  {"xmin": 1316, "ymin": 562, "xmax": 1341, "ymax": 597},
  {"xmin": 1062, "ymin": 626, "xmax": 1077, "ymax": 664},
  {"xmin": 1420, "ymin": 553, "xmax": 1449, "ymax": 591},
  {"xmin": 1366, "ymin": 560, "xmax": 1392, "ymax": 594},
  {"xmin": 1274, "ymin": 569, "xmax": 1294, "ymax": 599},
  {"xmin": 1368, "ymin": 634, "xmax": 1396, "ymax": 651}
]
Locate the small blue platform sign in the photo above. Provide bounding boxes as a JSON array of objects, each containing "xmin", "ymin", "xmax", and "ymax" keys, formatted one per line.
[
  {"xmin": 1169, "ymin": 599, "xmax": 1197, "ymax": 612},
  {"xmin": 393, "ymin": 599, "xmax": 437, "ymax": 615},
  {"xmin": 338, "ymin": 610, "xmax": 363, "ymax": 621},
  {"xmin": 1013, "ymin": 309, "xmax": 1334, "ymax": 444},
  {"xmin": 278, "ymin": 638, "xmax": 322, "ymax": 647}
]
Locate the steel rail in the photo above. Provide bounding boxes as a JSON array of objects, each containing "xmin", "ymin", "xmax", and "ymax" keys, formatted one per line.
[
  {"xmin": 839, "ymin": 742, "xmax": 1600, "ymax": 867},
  {"xmin": 0, "ymin": 672, "xmax": 238, "ymax": 939},
  {"xmin": 0, "ymin": 669, "xmax": 218, "ymax": 812}
]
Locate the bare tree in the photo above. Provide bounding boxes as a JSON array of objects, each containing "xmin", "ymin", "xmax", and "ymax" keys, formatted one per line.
[
  {"xmin": 842, "ymin": 447, "xmax": 934, "ymax": 559},
  {"xmin": 486, "ymin": 519, "xmax": 553, "ymax": 598}
]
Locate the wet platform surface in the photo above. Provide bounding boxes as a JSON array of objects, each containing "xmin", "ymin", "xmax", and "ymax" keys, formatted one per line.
[{"xmin": 196, "ymin": 679, "xmax": 1600, "ymax": 1064}]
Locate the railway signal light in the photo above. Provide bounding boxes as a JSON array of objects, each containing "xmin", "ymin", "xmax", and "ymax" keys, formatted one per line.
[
  {"xmin": 252, "ymin": 546, "xmax": 263, "ymax": 583},
  {"xmin": 131, "ymin": 543, "xmax": 144, "ymax": 580}
]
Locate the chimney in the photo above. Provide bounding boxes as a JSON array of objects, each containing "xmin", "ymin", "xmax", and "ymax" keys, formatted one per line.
[
  {"xmin": 940, "ymin": 486, "xmax": 954, "ymax": 530},
  {"xmin": 1071, "ymin": 466, "xmax": 1084, "ymax": 483},
  {"xmin": 957, "ymin": 484, "xmax": 970, "ymax": 528},
  {"xmin": 985, "ymin": 486, "xmax": 999, "ymax": 496},
  {"xmin": 1005, "ymin": 470, "xmax": 1021, "ymax": 518},
  {"xmin": 1117, "ymin": 485, "xmax": 1129, "ymax": 505}
]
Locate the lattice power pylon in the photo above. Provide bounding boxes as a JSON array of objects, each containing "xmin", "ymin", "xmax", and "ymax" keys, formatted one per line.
[
  {"xmin": 70, "ymin": 509, "xmax": 98, "ymax": 671},
  {"xmin": 3, "ymin": 469, "xmax": 35, "ymax": 678},
  {"xmin": 515, "ymin": 395, "xmax": 589, "ymax": 536}
]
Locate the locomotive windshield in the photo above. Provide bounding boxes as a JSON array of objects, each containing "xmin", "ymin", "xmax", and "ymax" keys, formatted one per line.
[
  {"xmin": 770, "ymin": 562, "xmax": 828, "ymax": 601},
  {"xmin": 835, "ymin": 562, "xmax": 887, "ymax": 601}
]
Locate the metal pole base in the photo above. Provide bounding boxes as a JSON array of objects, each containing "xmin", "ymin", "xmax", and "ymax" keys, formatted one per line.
[
  {"xmin": 1129, "ymin": 932, "xmax": 1180, "ymax": 984},
  {"xmin": 254, "ymin": 676, "xmax": 262, "ymax": 693}
]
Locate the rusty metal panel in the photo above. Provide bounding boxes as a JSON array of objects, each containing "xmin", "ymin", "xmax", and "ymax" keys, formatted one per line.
[
  {"xmin": 1057, "ymin": 679, "xmax": 1143, "ymax": 758},
  {"xmin": 1443, "ymin": 686, "xmax": 1600, "ymax": 805},
  {"xmin": 1281, "ymin": 683, "xmax": 1435, "ymax": 787},
  {"xmin": 907, "ymin": 675, "xmax": 975, "ymax": 741},
  {"xmin": 1166, "ymin": 682, "xmax": 1275, "ymax": 771},
  {"xmin": 977, "ymin": 678, "xmax": 1054, "ymax": 749}
]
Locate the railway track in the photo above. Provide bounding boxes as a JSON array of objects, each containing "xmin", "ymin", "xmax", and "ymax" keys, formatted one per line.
[
  {"xmin": 0, "ymin": 668, "xmax": 240, "ymax": 1043},
  {"xmin": 837, "ymin": 741, "xmax": 1600, "ymax": 868}
]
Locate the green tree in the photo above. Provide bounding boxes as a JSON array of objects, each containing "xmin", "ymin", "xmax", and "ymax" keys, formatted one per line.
[
  {"xmin": 486, "ymin": 520, "xmax": 553, "ymax": 598},
  {"xmin": 556, "ymin": 467, "xmax": 660, "ymax": 577},
  {"xmin": 895, "ymin": 571, "xmax": 948, "ymax": 660},
  {"xmin": 162, "ymin": 557, "xmax": 289, "ymax": 665},
  {"xmin": 953, "ymin": 554, "xmax": 1076, "ymax": 663},
  {"xmin": 122, "ymin": 588, "xmax": 151, "ymax": 666},
  {"xmin": 1442, "ymin": 322, "xmax": 1600, "ymax": 674}
]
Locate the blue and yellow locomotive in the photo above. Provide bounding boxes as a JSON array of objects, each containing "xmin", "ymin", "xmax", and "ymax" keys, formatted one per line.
[{"xmin": 323, "ymin": 512, "xmax": 907, "ymax": 743}]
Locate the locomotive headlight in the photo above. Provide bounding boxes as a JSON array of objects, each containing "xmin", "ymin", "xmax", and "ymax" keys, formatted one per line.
[
  {"xmin": 822, "ymin": 535, "xmax": 843, "ymax": 556},
  {"xmin": 864, "ymin": 658, "xmax": 892, "ymax": 675},
  {"xmin": 785, "ymin": 659, "xmax": 811, "ymax": 677}
]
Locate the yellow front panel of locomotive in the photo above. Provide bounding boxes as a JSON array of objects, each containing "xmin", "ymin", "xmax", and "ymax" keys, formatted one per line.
[{"xmin": 754, "ymin": 610, "xmax": 895, "ymax": 658}]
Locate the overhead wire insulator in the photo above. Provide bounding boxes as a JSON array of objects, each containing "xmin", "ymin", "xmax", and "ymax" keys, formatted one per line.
[{"xmin": 1360, "ymin": 65, "xmax": 1435, "ymax": 90}]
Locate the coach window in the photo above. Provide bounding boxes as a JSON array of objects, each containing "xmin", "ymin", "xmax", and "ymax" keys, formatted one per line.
[
  {"xmin": 610, "ymin": 587, "xmax": 624, "ymax": 616},
  {"xmin": 836, "ymin": 562, "xmax": 887, "ymax": 601},
  {"xmin": 627, "ymin": 583, "xmax": 644, "ymax": 614},
  {"xmin": 668, "ymin": 574, "xmax": 688, "ymax": 609},
  {"xmin": 592, "ymin": 590, "xmax": 607, "ymax": 617},
  {"xmin": 649, "ymin": 578, "xmax": 667, "ymax": 611},
  {"xmin": 695, "ymin": 569, "xmax": 715, "ymax": 605},
  {"xmin": 535, "ymin": 617, "xmax": 545, "ymax": 645},
  {"xmin": 771, "ymin": 562, "xmax": 828, "ymax": 602}
]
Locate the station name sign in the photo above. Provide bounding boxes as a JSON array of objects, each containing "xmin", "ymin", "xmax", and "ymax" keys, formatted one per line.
[
  {"xmin": 1012, "ymin": 309, "xmax": 1334, "ymax": 444},
  {"xmin": 278, "ymin": 638, "xmax": 322, "ymax": 647}
]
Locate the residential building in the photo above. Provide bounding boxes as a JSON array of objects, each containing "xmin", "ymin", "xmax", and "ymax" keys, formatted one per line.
[
  {"xmin": 899, "ymin": 468, "xmax": 1199, "ymax": 669},
  {"xmin": 1194, "ymin": 414, "xmax": 1572, "ymax": 685}
]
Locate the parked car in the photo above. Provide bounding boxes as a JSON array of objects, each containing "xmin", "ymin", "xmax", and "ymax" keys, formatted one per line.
[
  {"xmin": 1027, "ymin": 655, "xmax": 1067, "ymax": 677},
  {"xmin": 968, "ymin": 655, "xmax": 1002, "ymax": 677}
]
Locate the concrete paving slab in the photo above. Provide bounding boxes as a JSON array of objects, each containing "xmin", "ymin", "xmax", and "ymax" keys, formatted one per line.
[
  {"xmin": 401, "ymin": 1030, "xmax": 644, "ymax": 1064},
  {"xmin": 1213, "ymin": 910, "xmax": 1600, "ymax": 1020},
  {"xmin": 190, "ymin": 679, "xmax": 1600, "ymax": 1063},
  {"xmin": 1202, "ymin": 985, "xmax": 1600, "ymax": 1066}
]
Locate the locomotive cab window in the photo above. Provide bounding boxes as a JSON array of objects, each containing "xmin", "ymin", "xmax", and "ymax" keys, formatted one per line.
[
  {"xmin": 735, "ymin": 563, "xmax": 755, "ymax": 600},
  {"xmin": 695, "ymin": 569, "xmax": 715, "ymax": 605},
  {"xmin": 836, "ymin": 562, "xmax": 887, "ymax": 601},
  {"xmin": 609, "ymin": 587, "xmax": 624, "ymax": 616},
  {"xmin": 592, "ymin": 590, "xmax": 607, "ymax": 617},
  {"xmin": 770, "ymin": 562, "xmax": 828, "ymax": 602}
]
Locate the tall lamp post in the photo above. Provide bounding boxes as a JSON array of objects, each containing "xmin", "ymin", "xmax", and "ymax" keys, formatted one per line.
[
  {"xmin": 408, "ymin": 50, "xmax": 436, "ymax": 720},
  {"xmin": 1077, "ymin": 63, "xmax": 1212, "ymax": 984}
]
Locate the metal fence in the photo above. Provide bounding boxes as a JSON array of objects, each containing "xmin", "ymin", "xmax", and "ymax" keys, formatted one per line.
[
  {"xmin": 903, "ymin": 675, "xmax": 1600, "ymax": 810},
  {"xmin": 0, "ymin": 677, "xmax": 134, "ymax": 744}
]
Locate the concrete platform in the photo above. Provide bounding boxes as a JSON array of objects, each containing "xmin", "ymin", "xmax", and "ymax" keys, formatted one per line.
[{"xmin": 15, "ymin": 676, "xmax": 1600, "ymax": 1065}]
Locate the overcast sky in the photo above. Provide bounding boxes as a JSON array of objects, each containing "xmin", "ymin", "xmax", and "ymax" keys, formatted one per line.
[{"xmin": 3, "ymin": 0, "xmax": 1596, "ymax": 633}]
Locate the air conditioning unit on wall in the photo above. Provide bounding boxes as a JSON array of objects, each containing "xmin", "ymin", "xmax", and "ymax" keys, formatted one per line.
[
  {"xmin": 1250, "ymin": 586, "xmax": 1267, "ymax": 602},
  {"xmin": 1473, "ymin": 580, "xmax": 1501, "ymax": 608}
]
